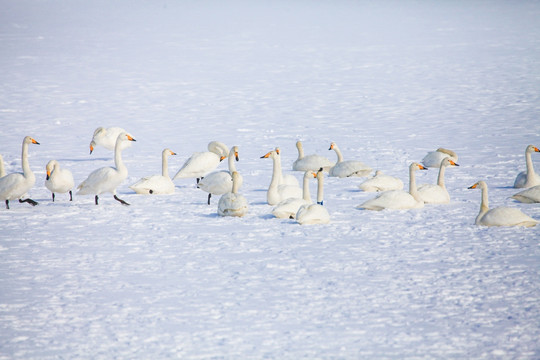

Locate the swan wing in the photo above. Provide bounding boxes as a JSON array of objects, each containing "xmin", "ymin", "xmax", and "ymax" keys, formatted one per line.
[
  {"xmin": 358, "ymin": 190, "xmax": 421, "ymax": 210},
  {"xmin": 480, "ymin": 207, "xmax": 538, "ymax": 227},
  {"xmin": 130, "ymin": 174, "xmax": 175, "ymax": 194},
  {"xmin": 293, "ymin": 155, "xmax": 334, "ymax": 172},
  {"xmin": 417, "ymin": 184, "xmax": 450, "ymax": 204},
  {"xmin": 0, "ymin": 173, "xmax": 32, "ymax": 200},
  {"xmin": 272, "ymin": 198, "xmax": 311, "ymax": 219},
  {"xmin": 173, "ymin": 152, "xmax": 220, "ymax": 179},
  {"xmin": 329, "ymin": 161, "xmax": 371, "ymax": 178},
  {"xmin": 511, "ymin": 185, "xmax": 540, "ymax": 203},
  {"xmin": 359, "ymin": 174, "xmax": 404, "ymax": 192},
  {"xmin": 296, "ymin": 204, "xmax": 330, "ymax": 224}
]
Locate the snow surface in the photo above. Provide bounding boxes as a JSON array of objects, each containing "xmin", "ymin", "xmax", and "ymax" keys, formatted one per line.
[{"xmin": 1, "ymin": 0, "xmax": 540, "ymax": 358}]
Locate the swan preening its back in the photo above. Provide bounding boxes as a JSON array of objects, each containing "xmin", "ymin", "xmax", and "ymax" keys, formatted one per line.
[
  {"xmin": 469, "ymin": 181, "xmax": 537, "ymax": 227},
  {"xmin": 173, "ymin": 141, "xmax": 229, "ymax": 184},
  {"xmin": 77, "ymin": 132, "xmax": 136, "ymax": 205},
  {"xmin": 421, "ymin": 148, "xmax": 458, "ymax": 168},
  {"xmin": 129, "ymin": 148, "xmax": 177, "ymax": 195},
  {"xmin": 0, "ymin": 136, "xmax": 40, "ymax": 209},
  {"xmin": 45, "ymin": 160, "xmax": 75, "ymax": 202},
  {"xmin": 358, "ymin": 170, "xmax": 404, "ymax": 192},
  {"xmin": 513, "ymin": 145, "xmax": 540, "ymax": 188},
  {"xmin": 89, "ymin": 126, "xmax": 131, "ymax": 154}
]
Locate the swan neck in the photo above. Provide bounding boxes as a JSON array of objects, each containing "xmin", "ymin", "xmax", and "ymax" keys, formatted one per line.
[
  {"xmin": 296, "ymin": 143, "xmax": 305, "ymax": 159},
  {"xmin": 477, "ymin": 185, "xmax": 490, "ymax": 221},
  {"xmin": 0, "ymin": 156, "xmax": 5, "ymax": 177},
  {"xmin": 525, "ymin": 149, "xmax": 536, "ymax": 181},
  {"xmin": 437, "ymin": 164, "xmax": 446, "ymax": 188},
  {"xmin": 162, "ymin": 152, "xmax": 169, "ymax": 178},
  {"xmin": 408, "ymin": 166, "xmax": 421, "ymax": 201},
  {"xmin": 114, "ymin": 139, "xmax": 126, "ymax": 173},
  {"xmin": 316, "ymin": 174, "xmax": 324, "ymax": 204},
  {"xmin": 269, "ymin": 155, "xmax": 282, "ymax": 189},
  {"xmin": 228, "ymin": 152, "xmax": 237, "ymax": 173},
  {"xmin": 302, "ymin": 173, "xmax": 312, "ymax": 202},
  {"xmin": 333, "ymin": 147, "xmax": 344, "ymax": 162},
  {"xmin": 21, "ymin": 140, "xmax": 32, "ymax": 178},
  {"xmin": 232, "ymin": 174, "xmax": 239, "ymax": 194}
]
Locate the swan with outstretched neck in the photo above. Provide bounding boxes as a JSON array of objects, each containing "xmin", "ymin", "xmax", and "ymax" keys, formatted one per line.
[
  {"xmin": 469, "ymin": 181, "xmax": 538, "ymax": 227},
  {"xmin": 261, "ymin": 150, "xmax": 302, "ymax": 205},
  {"xmin": 130, "ymin": 148, "xmax": 177, "ymax": 195},
  {"xmin": 514, "ymin": 145, "xmax": 540, "ymax": 188},
  {"xmin": 418, "ymin": 157, "xmax": 459, "ymax": 204},
  {"xmin": 0, "ymin": 136, "xmax": 40, "ymax": 209}
]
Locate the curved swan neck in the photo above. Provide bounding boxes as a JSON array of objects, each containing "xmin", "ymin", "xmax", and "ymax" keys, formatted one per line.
[
  {"xmin": 269, "ymin": 153, "xmax": 282, "ymax": 189},
  {"xmin": 525, "ymin": 147, "xmax": 536, "ymax": 182},
  {"xmin": 231, "ymin": 172, "xmax": 240, "ymax": 194},
  {"xmin": 302, "ymin": 172, "xmax": 312, "ymax": 202},
  {"xmin": 476, "ymin": 184, "xmax": 490, "ymax": 223},
  {"xmin": 296, "ymin": 141, "xmax": 305, "ymax": 159},
  {"xmin": 316, "ymin": 172, "xmax": 324, "ymax": 205},
  {"xmin": 227, "ymin": 151, "xmax": 237, "ymax": 173},
  {"xmin": 332, "ymin": 145, "xmax": 344, "ymax": 163},
  {"xmin": 437, "ymin": 163, "xmax": 447, "ymax": 188}
]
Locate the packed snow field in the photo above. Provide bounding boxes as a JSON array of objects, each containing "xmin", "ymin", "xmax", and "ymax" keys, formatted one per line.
[{"xmin": 1, "ymin": 0, "xmax": 540, "ymax": 358}]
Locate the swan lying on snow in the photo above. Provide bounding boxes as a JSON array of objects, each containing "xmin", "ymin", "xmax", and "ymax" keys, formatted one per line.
[
  {"xmin": 261, "ymin": 150, "xmax": 302, "ymax": 205},
  {"xmin": 89, "ymin": 126, "xmax": 131, "ymax": 154},
  {"xmin": 513, "ymin": 145, "xmax": 540, "ymax": 188},
  {"xmin": 296, "ymin": 169, "xmax": 330, "ymax": 225},
  {"xmin": 198, "ymin": 146, "xmax": 243, "ymax": 204},
  {"xmin": 418, "ymin": 157, "xmax": 459, "ymax": 204},
  {"xmin": 77, "ymin": 132, "xmax": 136, "ymax": 205},
  {"xmin": 328, "ymin": 142, "xmax": 371, "ymax": 178},
  {"xmin": 45, "ymin": 160, "xmax": 75, "ymax": 202},
  {"xmin": 292, "ymin": 141, "xmax": 333, "ymax": 172},
  {"xmin": 130, "ymin": 148, "xmax": 177, "ymax": 195},
  {"xmin": 272, "ymin": 170, "xmax": 314, "ymax": 219},
  {"xmin": 469, "ymin": 181, "xmax": 538, "ymax": 227},
  {"xmin": 0, "ymin": 136, "xmax": 40, "ymax": 209},
  {"xmin": 218, "ymin": 171, "xmax": 248, "ymax": 217},
  {"xmin": 511, "ymin": 185, "xmax": 540, "ymax": 203},
  {"xmin": 358, "ymin": 170, "xmax": 404, "ymax": 192},
  {"xmin": 358, "ymin": 163, "xmax": 427, "ymax": 211},
  {"xmin": 421, "ymin": 148, "xmax": 458, "ymax": 168},
  {"xmin": 173, "ymin": 141, "xmax": 229, "ymax": 184}
]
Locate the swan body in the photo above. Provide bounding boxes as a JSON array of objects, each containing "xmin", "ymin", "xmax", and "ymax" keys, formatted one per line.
[
  {"xmin": 511, "ymin": 185, "xmax": 540, "ymax": 204},
  {"xmin": 358, "ymin": 170, "xmax": 404, "ymax": 192},
  {"xmin": 173, "ymin": 141, "xmax": 229, "ymax": 183},
  {"xmin": 129, "ymin": 148, "xmax": 176, "ymax": 195},
  {"xmin": 418, "ymin": 157, "xmax": 459, "ymax": 204},
  {"xmin": 469, "ymin": 181, "xmax": 538, "ymax": 227},
  {"xmin": 421, "ymin": 148, "xmax": 458, "ymax": 168},
  {"xmin": 0, "ymin": 136, "xmax": 40, "ymax": 209},
  {"xmin": 198, "ymin": 146, "xmax": 243, "ymax": 204},
  {"xmin": 296, "ymin": 170, "xmax": 330, "ymax": 225},
  {"xmin": 272, "ymin": 170, "xmax": 314, "ymax": 219},
  {"xmin": 89, "ymin": 126, "xmax": 131, "ymax": 154},
  {"xmin": 77, "ymin": 132, "xmax": 136, "ymax": 205},
  {"xmin": 328, "ymin": 142, "xmax": 371, "ymax": 178},
  {"xmin": 262, "ymin": 150, "xmax": 302, "ymax": 205},
  {"xmin": 275, "ymin": 147, "xmax": 299, "ymax": 187},
  {"xmin": 358, "ymin": 163, "xmax": 427, "ymax": 211},
  {"xmin": 513, "ymin": 145, "xmax": 540, "ymax": 188},
  {"xmin": 45, "ymin": 160, "xmax": 75, "ymax": 202},
  {"xmin": 0, "ymin": 154, "xmax": 5, "ymax": 178},
  {"xmin": 292, "ymin": 141, "xmax": 334, "ymax": 172},
  {"xmin": 218, "ymin": 171, "xmax": 248, "ymax": 217}
]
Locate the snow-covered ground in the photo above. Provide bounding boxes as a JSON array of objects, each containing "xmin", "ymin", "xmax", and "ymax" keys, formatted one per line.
[{"xmin": 1, "ymin": 0, "xmax": 540, "ymax": 358}]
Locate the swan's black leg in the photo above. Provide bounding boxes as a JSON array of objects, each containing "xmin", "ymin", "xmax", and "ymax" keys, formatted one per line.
[
  {"xmin": 69, "ymin": 191, "xmax": 73, "ymax": 201},
  {"xmin": 207, "ymin": 193, "xmax": 212, "ymax": 205},
  {"xmin": 52, "ymin": 193, "xmax": 55, "ymax": 202},
  {"xmin": 19, "ymin": 198, "xmax": 38, "ymax": 206},
  {"xmin": 196, "ymin": 178, "xmax": 200, "ymax": 185},
  {"xmin": 5, "ymin": 200, "xmax": 9, "ymax": 209},
  {"xmin": 114, "ymin": 195, "xmax": 130, "ymax": 206},
  {"xmin": 95, "ymin": 195, "xmax": 99, "ymax": 205}
]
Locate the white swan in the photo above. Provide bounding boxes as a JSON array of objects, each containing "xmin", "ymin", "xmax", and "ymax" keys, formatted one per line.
[
  {"xmin": 45, "ymin": 160, "xmax": 75, "ymax": 202},
  {"xmin": 417, "ymin": 157, "xmax": 459, "ymax": 204},
  {"xmin": 129, "ymin": 148, "xmax": 177, "ymax": 195},
  {"xmin": 328, "ymin": 142, "xmax": 372, "ymax": 178},
  {"xmin": 261, "ymin": 150, "xmax": 302, "ymax": 205},
  {"xmin": 77, "ymin": 132, "xmax": 136, "ymax": 205},
  {"xmin": 469, "ymin": 181, "xmax": 538, "ymax": 227},
  {"xmin": 513, "ymin": 145, "xmax": 540, "ymax": 188},
  {"xmin": 274, "ymin": 147, "xmax": 299, "ymax": 187},
  {"xmin": 89, "ymin": 126, "xmax": 131, "ymax": 154},
  {"xmin": 0, "ymin": 154, "xmax": 6, "ymax": 178},
  {"xmin": 511, "ymin": 185, "xmax": 540, "ymax": 204},
  {"xmin": 358, "ymin": 163, "xmax": 427, "ymax": 211},
  {"xmin": 198, "ymin": 146, "xmax": 243, "ymax": 204},
  {"xmin": 292, "ymin": 141, "xmax": 334, "ymax": 172},
  {"xmin": 358, "ymin": 170, "xmax": 404, "ymax": 192},
  {"xmin": 217, "ymin": 171, "xmax": 248, "ymax": 217},
  {"xmin": 421, "ymin": 148, "xmax": 458, "ymax": 168},
  {"xmin": 272, "ymin": 170, "xmax": 314, "ymax": 219},
  {"xmin": 173, "ymin": 141, "xmax": 229, "ymax": 184},
  {"xmin": 0, "ymin": 136, "xmax": 40, "ymax": 209},
  {"xmin": 296, "ymin": 170, "xmax": 330, "ymax": 225}
]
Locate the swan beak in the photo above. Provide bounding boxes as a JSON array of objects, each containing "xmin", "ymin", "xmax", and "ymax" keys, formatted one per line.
[
  {"xmin": 31, "ymin": 138, "xmax": 40, "ymax": 145},
  {"xmin": 126, "ymin": 135, "xmax": 136, "ymax": 141},
  {"xmin": 89, "ymin": 145, "xmax": 94, "ymax": 154},
  {"xmin": 450, "ymin": 160, "xmax": 460, "ymax": 166},
  {"xmin": 329, "ymin": 143, "xmax": 334, "ymax": 150},
  {"xmin": 468, "ymin": 183, "xmax": 478, "ymax": 189},
  {"xmin": 171, "ymin": 151, "xmax": 177, "ymax": 156},
  {"xmin": 220, "ymin": 156, "xmax": 226, "ymax": 162},
  {"xmin": 260, "ymin": 152, "xmax": 271, "ymax": 159},
  {"xmin": 46, "ymin": 170, "xmax": 51, "ymax": 180},
  {"xmin": 275, "ymin": 148, "xmax": 280, "ymax": 155},
  {"xmin": 235, "ymin": 152, "xmax": 239, "ymax": 161},
  {"xmin": 312, "ymin": 172, "xmax": 317, "ymax": 178},
  {"xmin": 535, "ymin": 147, "xmax": 540, "ymax": 152},
  {"xmin": 418, "ymin": 164, "xmax": 428, "ymax": 170}
]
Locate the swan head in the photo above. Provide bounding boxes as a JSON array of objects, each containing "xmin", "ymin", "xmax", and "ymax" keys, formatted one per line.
[
  {"xmin": 232, "ymin": 146, "xmax": 239, "ymax": 161},
  {"xmin": 260, "ymin": 150, "xmax": 277, "ymax": 159},
  {"xmin": 526, "ymin": 145, "xmax": 540, "ymax": 154},
  {"xmin": 296, "ymin": 141, "xmax": 303, "ymax": 150},
  {"xmin": 45, "ymin": 160, "xmax": 58, "ymax": 180},
  {"xmin": 329, "ymin": 142, "xmax": 338, "ymax": 151},
  {"xmin": 89, "ymin": 140, "xmax": 96, "ymax": 154},
  {"xmin": 468, "ymin": 180, "xmax": 487, "ymax": 190},
  {"xmin": 24, "ymin": 136, "xmax": 40, "ymax": 146},
  {"xmin": 163, "ymin": 148, "xmax": 176, "ymax": 156},
  {"xmin": 117, "ymin": 132, "xmax": 136, "ymax": 143},
  {"xmin": 440, "ymin": 157, "xmax": 460, "ymax": 168},
  {"xmin": 436, "ymin": 148, "xmax": 457, "ymax": 158},
  {"xmin": 410, "ymin": 162, "xmax": 428, "ymax": 171}
]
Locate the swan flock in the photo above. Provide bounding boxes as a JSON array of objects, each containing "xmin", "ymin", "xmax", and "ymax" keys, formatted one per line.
[{"xmin": 1, "ymin": 132, "xmax": 539, "ymax": 228}]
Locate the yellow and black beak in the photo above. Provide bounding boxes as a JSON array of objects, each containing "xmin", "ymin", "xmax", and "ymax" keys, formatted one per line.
[
  {"xmin": 31, "ymin": 138, "xmax": 40, "ymax": 145},
  {"xmin": 46, "ymin": 170, "xmax": 51, "ymax": 181},
  {"xmin": 450, "ymin": 160, "xmax": 460, "ymax": 166},
  {"xmin": 260, "ymin": 152, "xmax": 271, "ymax": 159},
  {"xmin": 468, "ymin": 183, "xmax": 478, "ymax": 189},
  {"xmin": 235, "ymin": 151, "xmax": 239, "ymax": 161},
  {"xmin": 126, "ymin": 134, "xmax": 136, "ymax": 141},
  {"xmin": 89, "ymin": 144, "xmax": 94, "ymax": 154},
  {"xmin": 220, "ymin": 156, "xmax": 226, "ymax": 162}
]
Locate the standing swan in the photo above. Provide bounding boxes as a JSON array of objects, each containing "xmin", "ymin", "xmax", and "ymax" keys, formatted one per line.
[
  {"xmin": 358, "ymin": 163, "xmax": 428, "ymax": 211},
  {"xmin": 89, "ymin": 126, "xmax": 130, "ymax": 154},
  {"xmin": 0, "ymin": 136, "xmax": 40, "ymax": 209},
  {"xmin": 292, "ymin": 141, "xmax": 334, "ymax": 172},
  {"xmin": 358, "ymin": 170, "xmax": 404, "ymax": 192},
  {"xmin": 45, "ymin": 160, "xmax": 75, "ymax": 202},
  {"xmin": 261, "ymin": 150, "xmax": 302, "ymax": 205},
  {"xmin": 173, "ymin": 141, "xmax": 229, "ymax": 184},
  {"xmin": 217, "ymin": 171, "xmax": 248, "ymax": 217},
  {"xmin": 513, "ymin": 145, "xmax": 540, "ymax": 188},
  {"xmin": 198, "ymin": 146, "xmax": 243, "ymax": 204},
  {"xmin": 417, "ymin": 157, "xmax": 459, "ymax": 204},
  {"xmin": 511, "ymin": 185, "xmax": 540, "ymax": 204},
  {"xmin": 272, "ymin": 170, "xmax": 314, "ymax": 219},
  {"xmin": 129, "ymin": 148, "xmax": 177, "ymax": 195},
  {"xmin": 468, "ymin": 181, "xmax": 538, "ymax": 227},
  {"xmin": 77, "ymin": 132, "xmax": 136, "ymax": 205},
  {"xmin": 328, "ymin": 142, "xmax": 372, "ymax": 178},
  {"xmin": 296, "ymin": 169, "xmax": 330, "ymax": 225},
  {"xmin": 421, "ymin": 148, "xmax": 458, "ymax": 168}
]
